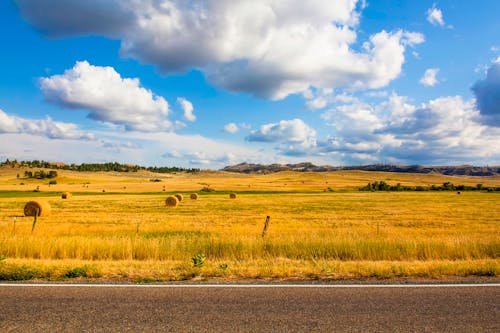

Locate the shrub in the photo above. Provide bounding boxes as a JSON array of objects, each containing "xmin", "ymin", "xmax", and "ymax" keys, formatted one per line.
[
  {"xmin": 192, "ymin": 253, "xmax": 206, "ymax": 267},
  {"xmin": 63, "ymin": 265, "xmax": 100, "ymax": 279},
  {"xmin": 0, "ymin": 264, "xmax": 41, "ymax": 281}
]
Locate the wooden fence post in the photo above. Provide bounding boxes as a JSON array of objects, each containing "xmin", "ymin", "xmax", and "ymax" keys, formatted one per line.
[
  {"xmin": 31, "ymin": 208, "xmax": 39, "ymax": 233},
  {"xmin": 262, "ymin": 216, "xmax": 270, "ymax": 238}
]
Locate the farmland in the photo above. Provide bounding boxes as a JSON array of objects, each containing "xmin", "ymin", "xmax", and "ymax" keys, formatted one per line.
[{"xmin": 0, "ymin": 167, "xmax": 499, "ymax": 282}]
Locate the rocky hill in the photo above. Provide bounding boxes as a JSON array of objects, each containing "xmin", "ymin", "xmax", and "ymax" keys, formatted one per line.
[{"xmin": 222, "ymin": 163, "xmax": 500, "ymax": 176}]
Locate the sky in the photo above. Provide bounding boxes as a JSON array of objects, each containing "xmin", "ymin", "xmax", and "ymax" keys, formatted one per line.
[{"xmin": 1, "ymin": 0, "xmax": 500, "ymax": 168}]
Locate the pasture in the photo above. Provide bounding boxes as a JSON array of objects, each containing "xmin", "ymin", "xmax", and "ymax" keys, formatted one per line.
[{"xmin": 0, "ymin": 168, "xmax": 499, "ymax": 281}]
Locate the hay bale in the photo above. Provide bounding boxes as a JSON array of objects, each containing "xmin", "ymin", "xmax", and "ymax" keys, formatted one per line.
[
  {"xmin": 174, "ymin": 193, "xmax": 183, "ymax": 202},
  {"xmin": 24, "ymin": 200, "xmax": 51, "ymax": 217},
  {"xmin": 165, "ymin": 196, "xmax": 179, "ymax": 207},
  {"xmin": 61, "ymin": 192, "xmax": 72, "ymax": 199},
  {"xmin": 229, "ymin": 193, "xmax": 237, "ymax": 199},
  {"xmin": 190, "ymin": 193, "xmax": 198, "ymax": 200}
]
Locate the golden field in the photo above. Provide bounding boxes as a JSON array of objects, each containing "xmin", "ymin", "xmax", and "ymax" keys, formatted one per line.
[{"xmin": 0, "ymin": 167, "xmax": 499, "ymax": 281}]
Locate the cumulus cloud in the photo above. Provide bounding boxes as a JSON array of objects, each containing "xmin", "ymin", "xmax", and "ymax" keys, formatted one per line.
[
  {"xmin": 247, "ymin": 118, "xmax": 317, "ymax": 155},
  {"xmin": 0, "ymin": 108, "xmax": 94, "ymax": 140},
  {"xmin": 304, "ymin": 88, "xmax": 360, "ymax": 110},
  {"xmin": 223, "ymin": 123, "xmax": 239, "ymax": 134},
  {"xmin": 427, "ymin": 4, "xmax": 445, "ymax": 26},
  {"xmin": 131, "ymin": 132, "xmax": 270, "ymax": 166},
  {"xmin": 471, "ymin": 61, "xmax": 500, "ymax": 126},
  {"xmin": 317, "ymin": 93, "xmax": 500, "ymax": 165},
  {"xmin": 419, "ymin": 68, "xmax": 440, "ymax": 87},
  {"xmin": 177, "ymin": 97, "xmax": 195, "ymax": 122},
  {"xmin": 18, "ymin": 0, "xmax": 423, "ymax": 99},
  {"xmin": 40, "ymin": 61, "xmax": 172, "ymax": 132},
  {"xmin": 305, "ymin": 97, "xmax": 328, "ymax": 111},
  {"xmin": 319, "ymin": 101, "xmax": 389, "ymax": 162},
  {"xmin": 378, "ymin": 96, "xmax": 500, "ymax": 164},
  {"xmin": 163, "ymin": 150, "xmax": 235, "ymax": 166}
]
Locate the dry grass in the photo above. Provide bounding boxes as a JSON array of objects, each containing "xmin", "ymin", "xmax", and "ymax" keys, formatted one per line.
[
  {"xmin": 0, "ymin": 167, "xmax": 498, "ymax": 281},
  {"xmin": 0, "ymin": 190, "xmax": 498, "ymax": 281},
  {"xmin": 2, "ymin": 167, "xmax": 500, "ymax": 193}
]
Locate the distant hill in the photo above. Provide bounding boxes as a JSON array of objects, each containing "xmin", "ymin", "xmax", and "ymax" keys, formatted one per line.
[{"xmin": 222, "ymin": 163, "xmax": 500, "ymax": 176}]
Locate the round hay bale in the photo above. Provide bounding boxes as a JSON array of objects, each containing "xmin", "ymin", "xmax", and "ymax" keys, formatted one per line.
[
  {"xmin": 229, "ymin": 193, "xmax": 237, "ymax": 199},
  {"xmin": 190, "ymin": 193, "xmax": 198, "ymax": 200},
  {"xmin": 174, "ymin": 193, "xmax": 184, "ymax": 202},
  {"xmin": 24, "ymin": 200, "xmax": 51, "ymax": 217},
  {"xmin": 165, "ymin": 196, "xmax": 179, "ymax": 207},
  {"xmin": 61, "ymin": 192, "xmax": 72, "ymax": 199}
]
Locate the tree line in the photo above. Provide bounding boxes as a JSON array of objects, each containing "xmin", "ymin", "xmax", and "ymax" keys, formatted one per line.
[
  {"xmin": 360, "ymin": 181, "xmax": 500, "ymax": 192},
  {"xmin": 1, "ymin": 159, "xmax": 200, "ymax": 174},
  {"xmin": 23, "ymin": 170, "xmax": 58, "ymax": 179}
]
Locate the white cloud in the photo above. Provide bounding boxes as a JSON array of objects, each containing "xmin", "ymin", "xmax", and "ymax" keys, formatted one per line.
[
  {"xmin": 419, "ymin": 68, "xmax": 439, "ymax": 87},
  {"xmin": 322, "ymin": 102, "xmax": 383, "ymax": 135},
  {"xmin": 379, "ymin": 96, "xmax": 500, "ymax": 163},
  {"xmin": 315, "ymin": 92, "xmax": 500, "ymax": 165},
  {"xmin": 0, "ymin": 132, "xmax": 147, "ymax": 165},
  {"xmin": 247, "ymin": 119, "xmax": 317, "ymax": 155},
  {"xmin": 177, "ymin": 97, "xmax": 196, "ymax": 122},
  {"xmin": 304, "ymin": 89, "xmax": 359, "ymax": 110},
  {"xmin": 19, "ymin": 0, "xmax": 423, "ymax": 100},
  {"xmin": 427, "ymin": 4, "xmax": 445, "ymax": 27},
  {"xmin": 0, "ymin": 123, "xmax": 273, "ymax": 168},
  {"xmin": 0, "ymin": 108, "xmax": 94, "ymax": 140},
  {"xmin": 364, "ymin": 90, "xmax": 389, "ymax": 99},
  {"xmin": 223, "ymin": 123, "xmax": 239, "ymax": 134},
  {"xmin": 163, "ymin": 151, "xmax": 235, "ymax": 166},
  {"xmin": 40, "ymin": 61, "xmax": 172, "ymax": 132},
  {"xmin": 305, "ymin": 97, "xmax": 328, "ymax": 111},
  {"xmin": 129, "ymin": 131, "xmax": 271, "ymax": 167}
]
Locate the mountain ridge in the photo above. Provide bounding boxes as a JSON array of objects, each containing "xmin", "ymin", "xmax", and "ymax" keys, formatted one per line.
[{"xmin": 222, "ymin": 163, "xmax": 500, "ymax": 176}]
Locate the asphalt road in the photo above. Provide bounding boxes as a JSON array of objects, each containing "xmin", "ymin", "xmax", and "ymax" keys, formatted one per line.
[{"xmin": 0, "ymin": 284, "xmax": 498, "ymax": 332}]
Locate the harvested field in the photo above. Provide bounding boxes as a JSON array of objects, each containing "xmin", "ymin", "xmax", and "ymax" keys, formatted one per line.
[{"xmin": 0, "ymin": 168, "xmax": 498, "ymax": 281}]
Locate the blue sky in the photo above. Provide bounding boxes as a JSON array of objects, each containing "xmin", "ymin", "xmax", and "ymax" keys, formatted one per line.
[{"xmin": 1, "ymin": 0, "xmax": 499, "ymax": 168}]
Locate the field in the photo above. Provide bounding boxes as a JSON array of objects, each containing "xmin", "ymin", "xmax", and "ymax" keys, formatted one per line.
[{"xmin": 0, "ymin": 167, "xmax": 499, "ymax": 282}]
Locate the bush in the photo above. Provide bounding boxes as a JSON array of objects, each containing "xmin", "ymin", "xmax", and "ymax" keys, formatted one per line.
[
  {"xmin": 192, "ymin": 253, "xmax": 206, "ymax": 267},
  {"xmin": 201, "ymin": 186, "xmax": 214, "ymax": 192},
  {"xmin": 0, "ymin": 264, "xmax": 41, "ymax": 281},
  {"xmin": 63, "ymin": 265, "xmax": 101, "ymax": 279}
]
